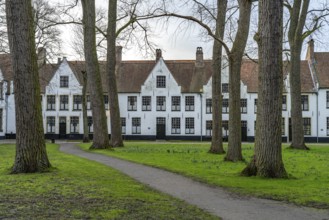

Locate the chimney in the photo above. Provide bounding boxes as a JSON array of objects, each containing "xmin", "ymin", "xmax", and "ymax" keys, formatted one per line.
[
  {"xmin": 37, "ymin": 47, "xmax": 46, "ymax": 66},
  {"xmin": 195, "ymin": 47, "xmax": 204, "ymax": 67},
  {"xmin": 116, "ymin": 46, "xmax": 122, "ymax": 63},
  {"xmin": 57, "ymin": 57, "xmax": 61, "ymax": 64},
  {"xmin": 306, "ymin": 39, "xmax": 314, "ymax": 61},
  {"xmin": 156, "ymin": 49, "xmax": 162, "ymax": 62}
]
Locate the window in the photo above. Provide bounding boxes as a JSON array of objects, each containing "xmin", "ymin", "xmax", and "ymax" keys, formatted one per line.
[
  {"xmin": 185, "ymin": 96, "xmax": 195, "ymax": 111},
  {"xmin": 47, "ymin": 95, "xmax": 56, "ymax": 110},
  {"xmin": 0, "ymin": 109, "xmax": 3, "ymax": 132},
  {"xmin": 60, "ymin": 95, "xmax": 69, "ymax": 110},
  {"xmin": 171, "ymin": 96, "xmax": 181, "ymax": 111},
  {"xmin": 282, "ymin": 118, "xmax": 285, "ymax": 136},
  {"xmin": 222, "ymin": 83, "xmax": 229, "ymax": 93},
  {"xmin": 206, "ymin": 120, "xmax": 212, "ymax": 136},
  {"xmin": 46, "ymin": 116, "xmax": 55, "ymax": 133},
  {"xmin": 104, "ymin": 95, "xmax": 109, "ymax": 110},
  {"xmin": 206, "ymin": 99, "xmax": 212, "ymax": 114},
  {"xmin": 87, "ymin": 116, "xmax": 93, "ymax": 133},
  {"xmin": 156, "ymin": 76, "xmax": 166, "ymax": 88},
  {"xmin": 0, "ymin": 82, "xmax": 3, "ymax": 100},
  {"xmin": 301, "ymin": 95, "xmax": 309, "ymax": 111},
  {"xmin": 282, "ymin": 95, "xmax": 287, "ymax": 111},
  {"xmin": 70, "ymin": 116, "xmax": 79, "ymax": 133},
  {"xmin": 254, "ymin": 99, "xmax": 257, "ymax": 113},
  {"xmin": 222, "ymin": 120, "xmax": 229, "ymax": 137},
  {"xmin": 142, "ymin": 96, "xmax": 151, "ymax": 111},
  {"xmin": 121, "ymin": 118, "xmax": 126, "ymax": 134},
  {"xmin": 241, "ymin": 99, "xmax": 247, "ymax": 113},
  {"xmin": 60, "ymin": 76, "xmax": 69, "ymax": 88},
  {"xmin": 132, "ymin": 117, "xmax": 141, "ymax": 134},
  {"xmin": 128, "ymin": 96, "xmax": 137, "ymax": 111},
  {"xmin": 156, "ymin": 96, "xmax": 166, "ymax": 111},
  {"xmin": 185, "ymin": 117, "xmax": 194, "ymax": 134},
  {"xmin": 87, "ymin": 95, "xmax": 91, "ymax": 110},
  {"xmin": 222, "ymin": 99, "xmax": 229, "ymax": 113},
  {"xmin": 327, "ymin": 92, "xmax": 329, "ymax": 109},
  {"xmin": 303, "ymin": 118, "xmax": 311, "ymax": 135},
  {"xmin": 73, "ymin": 95, "xmax": 82, "ymax": 110},
  {"xmin": 171, "ymin": 118, "xmax": 181, "ymax": 134}
]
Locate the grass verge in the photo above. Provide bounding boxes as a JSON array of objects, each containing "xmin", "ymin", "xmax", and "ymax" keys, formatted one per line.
[
  {"xmin": 79, "ymin": 142, "xmax": 329, "ymax": 209},
  {"xmin": 0, "ymin": 144, "xmax": 219, "ymax": 220}
]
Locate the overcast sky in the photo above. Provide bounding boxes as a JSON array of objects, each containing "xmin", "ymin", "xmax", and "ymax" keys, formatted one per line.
[{"xmin": 53, "ymin": 0, "xmax": 328, "ymax": 61}]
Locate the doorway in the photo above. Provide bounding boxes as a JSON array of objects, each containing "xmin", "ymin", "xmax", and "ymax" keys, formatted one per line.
[
  {"xmin": 156, "ymin": 117, "xmax": 166, "ymax": 139},
  {"xmin": 59, "ymin": 117, "xmax": 67, "ymax": 139}
]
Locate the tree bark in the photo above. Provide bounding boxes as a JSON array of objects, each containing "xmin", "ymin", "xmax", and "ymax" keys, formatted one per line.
[
  {"xmin": 241, "ymin": 0, "xmax": 287, "ymax": 178},
  {"xmin": 6, "ymin": 0, "xmax": 51, "ymax": 173},
  {"xmin": 107, "ymin": 0, "xmax": 123, "ymax": 147},
  {"xmin": 209, "ymin": 0, "xmax": 227, "ymax": 154},
  {"xmin": 81, "ymin": 71, "xmax": 90, "ymax": 143},
  {"xmin": 225, "ymin": 0, "xmax": 252, "ymax": 162},
  {"xmin": 81, "ymin": 0, "xmax": 110, "ymax": 149},
  {"xmin": 288, "ymin": 0, "xmax": 310, "ymax": 150}
]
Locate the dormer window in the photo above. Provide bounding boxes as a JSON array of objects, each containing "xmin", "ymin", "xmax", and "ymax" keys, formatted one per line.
[
  {"xmin": 156, "ymin": 76, "xmax": 166, "ymax": 88},
  {"xmin": 60, "ymin": 76, "xmax": 69, "ymax": 88}
]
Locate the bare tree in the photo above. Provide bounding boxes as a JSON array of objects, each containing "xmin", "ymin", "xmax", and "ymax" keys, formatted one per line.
[
  {"xmin": 81, "ymin": 0, "xmax": 110, "ymax": 149},
  {"xmin": 241, "ymin": 0, "xmax": 287, "ymax": 178},
  {"xmin": 6, "ymin": 0, "xmax": 51, "ymax": 173}
]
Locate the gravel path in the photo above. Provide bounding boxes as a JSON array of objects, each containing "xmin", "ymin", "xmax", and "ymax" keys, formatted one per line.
[{"xmin": 60, "ymin": 143, "xmax": 329, "ymax": 220}]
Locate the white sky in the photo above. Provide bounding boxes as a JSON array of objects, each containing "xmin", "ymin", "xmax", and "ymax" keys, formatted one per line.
[{"xmin": 53, "ymin": 0, "xmax": 328, "ymax": 61}]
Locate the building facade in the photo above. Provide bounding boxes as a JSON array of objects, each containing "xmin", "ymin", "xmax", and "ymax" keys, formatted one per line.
[{"xmin": 0, "ymin": 41, "xmax": 328, "ymax": 142}]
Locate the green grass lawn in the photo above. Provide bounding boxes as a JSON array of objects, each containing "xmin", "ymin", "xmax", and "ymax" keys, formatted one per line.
[
  {"xmin": 79, "ymin": 142, "xmax": 329, "ymax": 209},
  {"xmin": 0, "ymin": 144, "xmax": 219, "ymax": 220}
]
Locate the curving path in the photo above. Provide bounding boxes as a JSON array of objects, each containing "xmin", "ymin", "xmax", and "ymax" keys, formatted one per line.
[{"xmin": 60, "ymin": 143, "xmax": 329, "ymax": 220}]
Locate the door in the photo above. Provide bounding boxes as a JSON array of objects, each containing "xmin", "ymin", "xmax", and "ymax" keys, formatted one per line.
[
  {"xmin": 241, "ymin": 121, "xmax": 247, "ymax": 142},
  {"xmin": 59, "ymin": 117, "xmax": 67, "ymax": 139},
  {"xmin": 156, "ymin": 117, "xmax": 166, "ymax": 140},
  {"xmin": 289, "ymin": 118, "xmax": 292, "ymax": 142}
]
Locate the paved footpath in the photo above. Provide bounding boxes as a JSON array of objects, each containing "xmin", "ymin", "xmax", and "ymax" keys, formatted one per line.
[{"xmin": 60, "ymin": 143, "xmax": 329, "ymax": 220}]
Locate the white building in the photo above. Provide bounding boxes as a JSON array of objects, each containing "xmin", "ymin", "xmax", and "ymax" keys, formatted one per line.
[{"xmin": 0, "ymin": 41, "xmax": 328, "ymax": 142}]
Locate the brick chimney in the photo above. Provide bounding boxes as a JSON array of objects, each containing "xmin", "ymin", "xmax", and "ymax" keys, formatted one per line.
[
  {"xmin": 306, "ymin": 39, "xmax": 314, "ymax": 61},
  {"xmin": 116, "ymin": 46, "xmax": 122, "ymax": 63},
  {"xmin": 195, "ymin": 47, "xmax": 204, "ymax": 67},
  {"xmin": 156, "ymin": 49, "xmax": 162, "ymax": 62},
  {"xmin": 37, "ymin": 47, "xmax": 46, "ymax": 66}
]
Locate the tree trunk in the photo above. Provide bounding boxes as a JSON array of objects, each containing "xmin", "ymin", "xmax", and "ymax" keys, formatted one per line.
[
  {"xmin": 81, "ymin": 0, "xmax": 109, "ymax": 149},
  {"xmin": 6, "ymin": 0, "xmax": 51, "ymax": 173},
  {"xmin": 209, "ymin": 0, "xmax": 227, "ymax": 154},
  {"xmin": 107, "ymin": 0, "xmax": 123, "ymax": 147},
  {"xmin": 225, "ymin": 0, "xmax": 252, "ymax": 162},
  {"xmin": 81, "ymin": 71, "xmax": 90, "ymax": 143},
  {"xmin": 241, "ymin": 0, "xmax": 287, "ymax": 178},
  {"xmin": 288, "ymin": 0, "xmax": 310, "ymax": 150}
]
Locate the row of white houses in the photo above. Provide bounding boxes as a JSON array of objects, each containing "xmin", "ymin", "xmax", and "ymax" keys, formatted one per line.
[{"xmin": 0, "ymin": 40, "xmax": 329, "ymax": 142}]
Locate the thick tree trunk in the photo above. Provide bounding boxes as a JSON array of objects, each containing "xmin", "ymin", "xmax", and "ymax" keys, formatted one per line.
[
  {"xmin": 288, "ymin": 0, "xmax": 310, "ymax": 150},
  {"xmin": 241, "ymin": 0, "xmax": 287, "ymax": 178},
  {"xmin": 81, "ymin": 0, "xmax": 110, "ymax": 149},
  {"xmin": 107, "ymin": 0, "xmax": 123, "ymax": 147},
  {"xmin": 209, "ymin": 0, "xmax": 227, "ymax": 154},
  {"xmin": 225, "ymin": 0, "xmax": 252, "ymax": 162},
  {"xmin": 81, "ymin": 71, "xmax": 90, "ymax": 143},
  {"xmin": 6, "ymin": 0, "xmax": 51, "ymax": 173}
]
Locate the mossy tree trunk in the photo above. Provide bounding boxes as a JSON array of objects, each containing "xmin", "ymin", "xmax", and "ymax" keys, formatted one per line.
[
  {"xmin": 81, "ymin": 0, "xmax": 110, "ymax": 149},
  {"xmin": 107, "ymin": 0, "xmax": 123, "ymax": 147},
  {"xmin": 241, "ymin": 0, "xmax": 287, "ymax": 178},
  {"xmin": 209, "ymin": 0, "xmax": 227, "ymax": 154},
  {"xmin": 6, "ymin": 0, "xmax": 51, "ymax": 173},
  {"xmin": 225, "ymin": 0, "xmax": 252, "ymax": 162},
  {"xmin": 81, "ymin": 71, "xmax": 90, "ymax": 143},
  {"xmin": 287, "ymin": 0, "xmax": 310, "ymax": 150}
]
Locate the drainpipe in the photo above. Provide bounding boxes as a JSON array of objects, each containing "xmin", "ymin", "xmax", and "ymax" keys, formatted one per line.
[{"xmin": 316, "ymin": 91, "xmax": 319, "ymax": 143}]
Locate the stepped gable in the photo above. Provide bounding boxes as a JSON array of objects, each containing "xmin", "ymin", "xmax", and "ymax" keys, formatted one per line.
[{"xmin": 314, "ymin": 52, "xmax": 329, "ymax": 88}]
